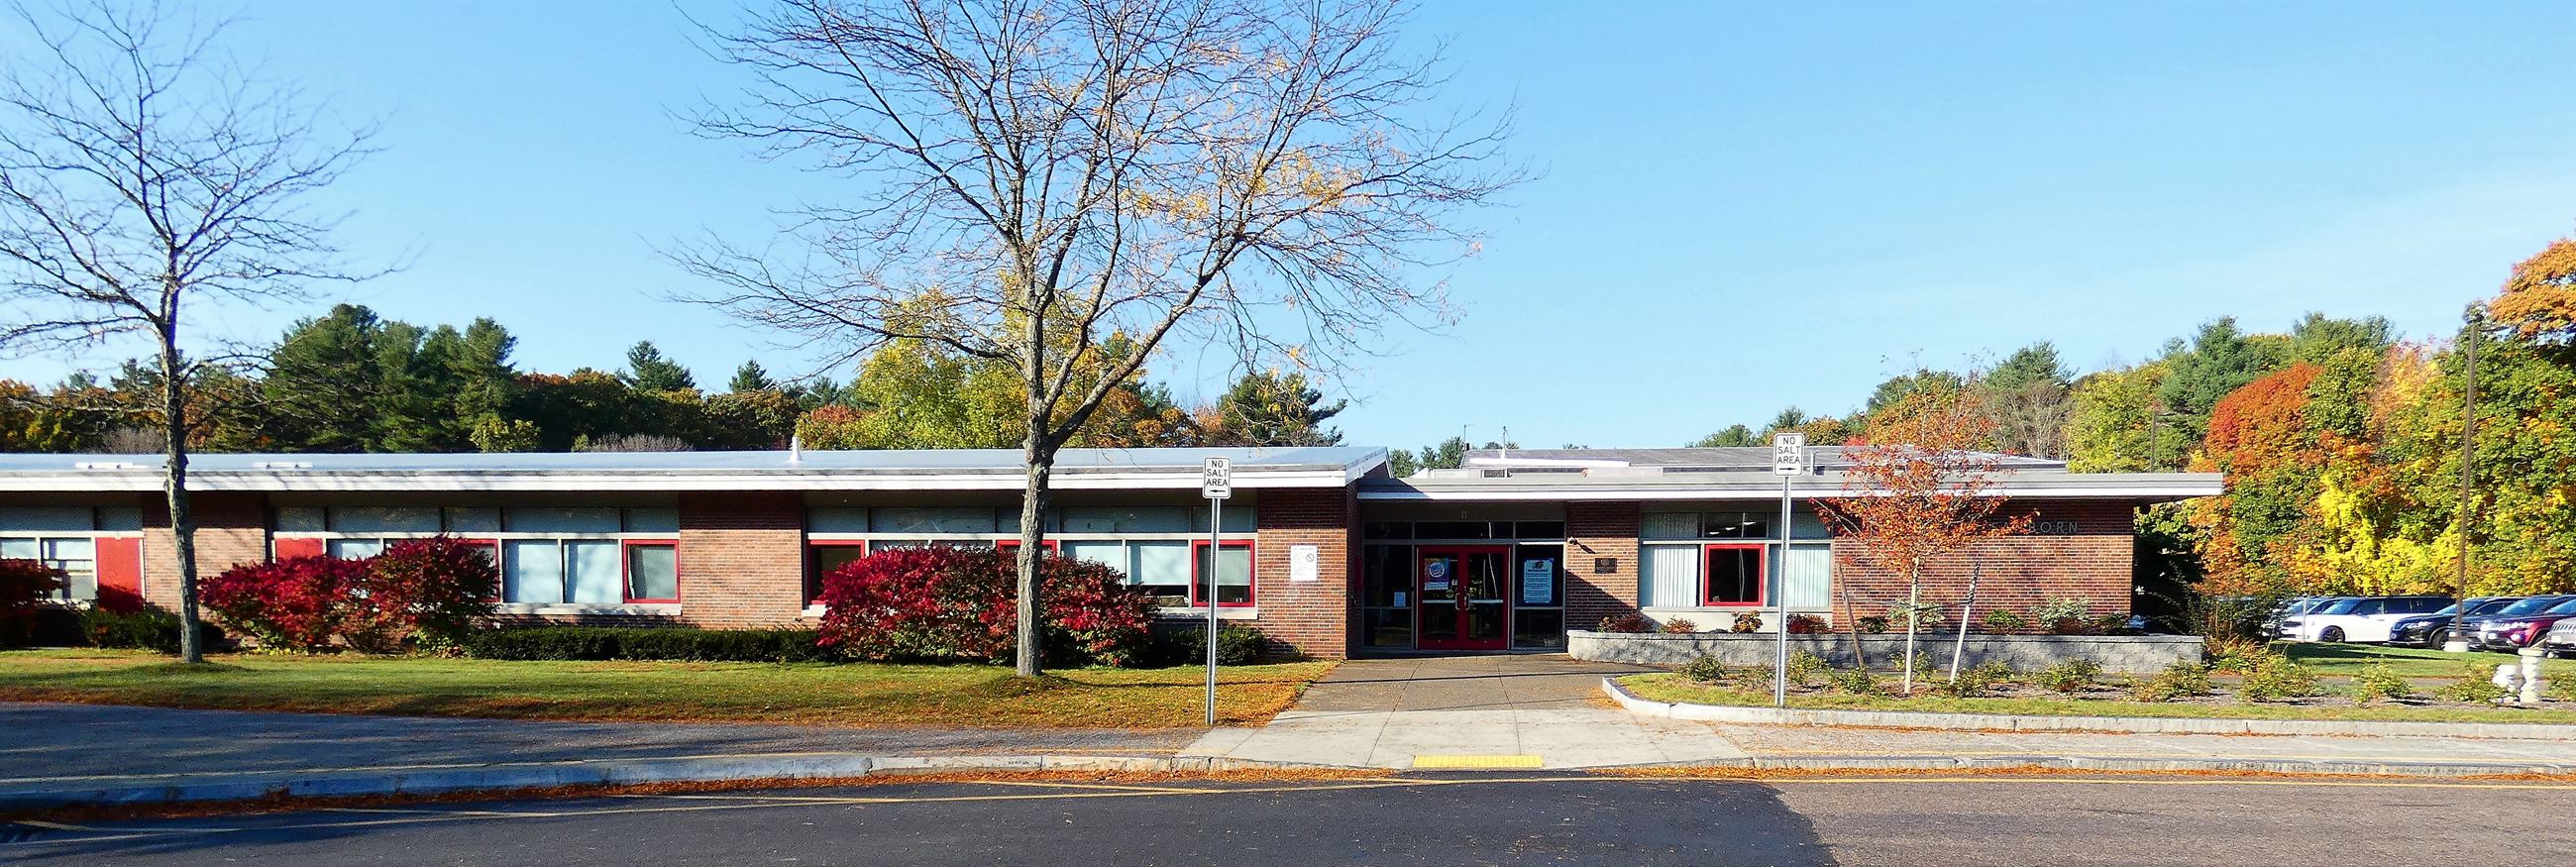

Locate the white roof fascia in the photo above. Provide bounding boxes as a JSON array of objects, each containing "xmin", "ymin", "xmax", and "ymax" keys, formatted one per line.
[
  {"xmin": 0, "ymin": 466, "xmax": 1369, "ymax": 493},
  {"xmin": 1357, "ymin": 478, "xmax": 2223, "ymax": 502}
]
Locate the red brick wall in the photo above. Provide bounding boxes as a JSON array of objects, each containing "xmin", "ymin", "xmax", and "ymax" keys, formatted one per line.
[
  {"xmin": 141, "ymin": 492, "xmax": 268, "ymax": 607},
  {"xmin": 1565, "ymin": 501, "xmax": 1642, "ymax": 630},
  {"xmin": 676, "ymin": 491, "xmax": 808, "ymax": 627},
  {"xmin": 1250, "ymin": 488, "xmax": 1353, "ymax": 660},
  {"xmin": 1829, "ymin": 498, "xmax": 2135, "ymax": 629}
]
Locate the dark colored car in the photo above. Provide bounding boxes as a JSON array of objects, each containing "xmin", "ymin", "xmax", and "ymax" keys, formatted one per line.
[
  {"xmin": 2388, "ymin": 596, "xmax": 2522, "ymax": 648},
  {"xmin": 2469, "ymin": 596, "xmax": 2576, "ymax": 651}
]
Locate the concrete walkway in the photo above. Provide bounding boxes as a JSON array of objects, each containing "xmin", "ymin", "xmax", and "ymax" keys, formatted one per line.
[
  {"xmin": 1181, "ymin": 655, "xmax": 1751, "ymax": 769},
  {"xmin": 1179, "ymin": 654, "xmax": 2576, "ymax": 775}
]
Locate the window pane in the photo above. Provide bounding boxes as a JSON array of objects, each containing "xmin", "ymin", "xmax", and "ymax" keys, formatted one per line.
[
  {"xmin": 1361, "ymin": 546, "xmax": 1411, "ymax": 607},
  {"xmin": 1704, "ymin": 547, "xmax": 1762, "ymax": 604},
  {"xmin": 567, "ymin": 540, "xmax": 622, "ymax": 603},
  {"xmin": 621, "ymin": 507, "xmax": 679, "ymax": 534},
  {"xmin": 332, "ymin": 506, "xmax": 440, "ymax": 533},
  {"xmin": 1415, "ymin": 521, "xmax": 1489, "ymax": 539},
  {"xmin": 97, "ymin": 506, "xmax": 144, "ymax": 532},
  {"xmin": 626, "ymin": 544, "xmax": 678, "ymax": 600},
  {"xmin": 274, "ymin": 507, "xmax": 326, "ymax": 533},
  {"xmin": 1513, "ymin": 608, "xmax": 1564, "ymax": 649},
  {"xmin": 1191, "ymin": 505, "xmax": 1255, "ymax": 533},
  {"xmin": 444, "ymin": 506, "xmax": 501, "ymax": 533},
  {"xmin": 1202, "ymin": 544, "xmax": 1252, "ymax": 605},
  {"xmin": 45, "ymin": 538, "xmax": 95, "ymax": 601},
  {"xmin": 1513, "ymin": 547, "xmax": 1560, "ymax": 608},
  {"xmin": 1057, "ymin": 507, "xmax": 1122, "ymax": 533},
  {"xmin": 1062, "ymin": 540, "xmax": 1125, "ymax": 573},
  {"xmin": 1514, "ymin": 521, "xmax": 1565, "ymax": 540},
  {"xmin": 807, "ymin": 544, "xmax": 868, "ymax": 602},
  {"xmin": 43, "ymin": 538, "xmax": 93, "ymax": 561},
  {"xmin": 1777, "ymin": 544, "xmax": 1832, "ymax": 609},
  {"xmin": 1364, "ymin": 608, "xmax": 1414, "ymax": 648},
  {"xmin": 1641, "ymin": 512, "xmax": 1699, "ymax": 540},
  {"xmin": 1129, "ymin": 541, "xmax": 1190, "ymax": 602},
  {"xmin": 503, "ymin": 540, "xmax": 564, "ymax": 604},
  {"xmin": 806, "ymin": 507, "xmax": 869, "ymax": 534},
  {"xmin": 1362, "ymin": 522, "xmax": 1413, "ymax": 540},
  {"xmin": 505, "ymin": 507, "xmax": 621, "ymax": 534},
  {"xmin": 327, "ymin": 538, "xmax": 385, "ymax": 559},
  {"xmin": 872, "ymin": 506, "xmax": 996, "ymax": 534},
  {"xmin": 1640, "ymin": 545, "xmax": 1699, "ymax": 607},
  {"xmin": 0, "ymin": 538, "xmax": 36, "ymax": 559},
  {"xmin": 0, "ymin": 506, "xmax": 94, "ymax": 532}
]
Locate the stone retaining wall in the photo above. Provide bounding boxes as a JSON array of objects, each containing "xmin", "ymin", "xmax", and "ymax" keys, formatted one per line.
[{"xmin": 1569, "ymin": 629, "xmax": 2203, "ymax": 675}]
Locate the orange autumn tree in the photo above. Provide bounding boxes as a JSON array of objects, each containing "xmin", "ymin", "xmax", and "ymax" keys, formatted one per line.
[
  {"xmin": 1816, "ymin": 388, "xmax": 2033, "ymax": 693},
  {"xmin": 2187, "ymin": 363, "xmax": 2327, "ymax": 595},
  {"xmin": 2488, "ymin": 237, "xmax": 2576, "ymax": 344}
]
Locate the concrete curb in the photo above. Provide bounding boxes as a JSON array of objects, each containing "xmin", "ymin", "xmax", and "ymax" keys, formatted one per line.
[
  {"xmin": 1599, "ymin": 677, "xmax": 2576, "ymax": 740},
  {"xmin": 0, "ymin": 751, "xmax": 1307, "ymax": 812}
]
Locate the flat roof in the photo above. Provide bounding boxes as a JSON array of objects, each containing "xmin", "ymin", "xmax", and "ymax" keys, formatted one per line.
[
  {"xmin": 1464, "ymin": 446, "xmax": 2067, "ymax": 472},
  {"xmin": 0, "ymin": 447, "xmax": 1388, "ymax": 493},
  {"xmin": 1364, "ymin": 464, "xmax": 2221, "ymax": 502}
]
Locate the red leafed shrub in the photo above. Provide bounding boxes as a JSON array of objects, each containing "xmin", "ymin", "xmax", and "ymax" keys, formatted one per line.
[
  {"xmin": 1785, "ymin": 613, "xmax": 1828, "ymax": 635},
  {"xmin": 0, "ymin": 558, "xmax": 66, "ymax": 646},
  {"xmin": 201, "ymin": 535, "xmax": 500, "ymax": 653},
  {"xmin": 1598, "ymin": 612, "xmax": 1654, "ymax": 633},
  {"xmin": 201, "ymin": 555, "xmax": 377, "ymax": 652},
  {"xmin": 368, "ymin": 537, "xmax": 501, "ymax": 650},
  {"xmin": 815, "ymin": 546, "xmax": 1157, "ymax": 667}
]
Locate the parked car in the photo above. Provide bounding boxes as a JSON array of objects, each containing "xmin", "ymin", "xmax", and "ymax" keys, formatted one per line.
[
  {"xmin": 2278, "ymin": 596, "xmax": 2452, "ymax": 643},
  {"xmin": 2539, "ymin": 616, "xmax": 2576, "ymax": 658},
  {"xmin": 2267, "ymin": 596, "xmax": 2349, "ymax": 640},
  {"xmin": 2470, "ymin": 596, "xmax": 2576, "ymax": 651},
  {"xmin": 2388, "ymin": 596, "xmax": 2522, "ymax": 648}
]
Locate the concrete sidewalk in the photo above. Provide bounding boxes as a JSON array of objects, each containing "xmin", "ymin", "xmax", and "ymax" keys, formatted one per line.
[{"xmin": 1176, "ymin": 655, "xmax": 2576, "ymax": 776}]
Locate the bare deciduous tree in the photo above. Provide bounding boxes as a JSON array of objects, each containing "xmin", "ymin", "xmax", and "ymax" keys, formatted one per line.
[
  {"xmin": 0, "ymin": 0, "xmax": 376, "ymax": 662},
  {"xmin": 674, "ymin": 0, "xmax": 1517, "ymax": 675}
]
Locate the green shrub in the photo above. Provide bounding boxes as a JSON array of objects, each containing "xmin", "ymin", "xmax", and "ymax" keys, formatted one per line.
[
  {"xmin": 2436, "ymin": 663, "xmax": 2512, "ymax": 704},
  {"xmin": 1886, "ymin": 600, "xmax": 1946, "ymax": 632},
  {"xmin": 1828, "ymin": 666, "xmax": 1881, "ymax": 697},
  {"xmin": 2035, "ymin": 659, "xmax": 2102, "ymax": 695},
  {"xmin": 1149, "ymin": 624, "xmax": 1269, "ymax": 667},
  {"xmin": 1729, "ymin": 663, "xmax": 1778, "ymax": 691},
  {"xmin": 2129, "ymin": 661, "xmax": 2210, "ymax": 703},
  {"xmin": 2352, "ymin": 661, "xmax": 2416, "ymax": 704},
  {"xmin": 1980, "ymin": 609, "xmax": 2029, "ymax": 633},
  {"xmin": 1930, "ymin": 660, "xmax": 2014, "ymax": 698},
  {"xmin": 1679, "ymin": 654, "xmax": 1730, "ymax": 683},
  {"xmin": 2237, "ymin": 657, "xmax": 2321, "ymax": 703},
  {"xmin": 1857, "ymin": 616, "xmax": 1889, "ymax": 634},
  {"xmin": 462, "ymin": 627, "xmax": 835, "ymax": 663},
  {"xmin": 2204, "ymin": 638, "xmax": 2272, "ymax": 674},
  {"xmin": 77, "ymin": 606, "xmax": 221, "ymax": 654},
  {"xmin": 1784, "ymin": 651, "xmax": 1828, "ymax": 687},
  {"xmin": 2031, "ymin": 596, "xmax": 2096, "ymax": 634}
]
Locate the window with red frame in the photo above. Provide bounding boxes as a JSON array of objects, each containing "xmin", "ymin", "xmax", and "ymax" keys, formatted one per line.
[
  {"xmin": 1192, "ymin": 539, "xmax": 1254, "ymax": 607},
  {"xmin": 623, "ymin": 540, "xmax": 678, "ymax": 603},
  {"xmin": 1701, "ymin": 544, "xmax": 1765, "ymax": 606},
  {"xmin": 805, "ymin": 540, "xmax": 868, "ymax": 603}
]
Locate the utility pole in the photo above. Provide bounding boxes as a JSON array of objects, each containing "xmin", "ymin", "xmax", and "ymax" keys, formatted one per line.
[{"xmin": 2442, "ymin": 306, "xmax": 2482, "ymax": 654}]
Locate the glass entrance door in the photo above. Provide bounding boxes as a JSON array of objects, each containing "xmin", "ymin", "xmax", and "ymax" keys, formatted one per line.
[{"xmin": 1417, "ymin": 545, "xmax": 1510, "ymax": 651}]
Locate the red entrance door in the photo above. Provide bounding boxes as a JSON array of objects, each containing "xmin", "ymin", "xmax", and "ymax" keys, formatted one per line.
[{"xmin": 1416, "ymin": 545, "xmax": 1511, "ymax": 651}]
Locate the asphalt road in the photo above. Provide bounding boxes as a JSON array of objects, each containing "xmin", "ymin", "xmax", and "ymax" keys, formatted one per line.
[{"xmin": 9, "ymin": 773, "xmax": 2574, "ymax": 866}]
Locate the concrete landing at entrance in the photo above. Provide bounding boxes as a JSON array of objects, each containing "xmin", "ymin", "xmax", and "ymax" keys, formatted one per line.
[{"xmin": 1182, "ymin": 654, "xmax": 1748, "ymax": 769}]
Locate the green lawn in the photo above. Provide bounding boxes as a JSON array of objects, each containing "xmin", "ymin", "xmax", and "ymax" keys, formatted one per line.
[
  {"xmin": 0, "ymin": 649, "xmax": 1332, "ymax": 728},
  {"xmin": 2281, "ymin": 641, "xmax": 2576, "ymax": 680},
  {"xmin": 1620, "ymin": 672, "xmax": 2576, "ymax": 725}
]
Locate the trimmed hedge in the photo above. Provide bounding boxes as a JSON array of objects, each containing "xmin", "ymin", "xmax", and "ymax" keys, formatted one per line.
[
  {"xmin": 1149, "ymin": 624, "xmax": 1271, "ymax": 667},
  {"xmin": 461, "ymin": 626, "xmax": 837, "ymax": 663}
]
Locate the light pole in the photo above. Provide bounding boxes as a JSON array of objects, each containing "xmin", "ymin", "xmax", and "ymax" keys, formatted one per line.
[{"xmin": 2442, "ymin": 306, "xmax": 2483, "ymax": 654}]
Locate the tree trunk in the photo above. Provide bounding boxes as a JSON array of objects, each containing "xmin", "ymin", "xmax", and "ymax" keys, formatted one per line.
[
  {"xmin": 159, "ymin": 334, "xmax": 204, "ymax": 664},
  {"xmin": 1014, "ymin": 427, "xmax": 1055, "ymax": 678},
  {"xmin": 1949, "ymin": 560, "xmax": 1981, "ymax": 684},
  {"xmin": 1901, "ymin": 568, "xmax": 1921, "ymax": 695},
  {"xmin": 1840, "ymin": 587, "xmax": 1866, "ymax": 673}
]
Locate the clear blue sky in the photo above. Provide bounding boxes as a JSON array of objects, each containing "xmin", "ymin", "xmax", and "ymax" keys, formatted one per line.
[{"xmin": 7, "ymin": 1, "xmax": 2572, "ymax": 449}]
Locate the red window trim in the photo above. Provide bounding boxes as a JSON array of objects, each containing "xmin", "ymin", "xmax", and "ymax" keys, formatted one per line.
[
  {"xmin": 620, "ymin": 538, "xmax": 680, "ymax": 604},
  {"xmin": 805, "ymin": 539, "xmax": 869, "ymax": 604},
  {"xmin": 1699, "ymin": 543, "xmax": 1768, "ymax": 607},
  {"xmin": 1190, "ymin": 539, "xmax": 1256, "ymax": 608},
  {"xmin": 995, "ymin": 538, "xmax": 1061, "ymax": 552}
]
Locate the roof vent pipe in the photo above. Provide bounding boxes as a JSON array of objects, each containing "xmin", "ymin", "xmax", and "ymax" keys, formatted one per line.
[{"xmin": 788, "ymin": 434, "xmax": 804, "ymax": 464}]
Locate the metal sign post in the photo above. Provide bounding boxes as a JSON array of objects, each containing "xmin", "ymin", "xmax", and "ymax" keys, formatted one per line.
[
  {"xmin": 1201, "ymin": 458, "xmax": 1233, "ymax": 725},
  {"xmin": 1771, "ymin": 433, "xmax": 1805, "ymax": 707}
]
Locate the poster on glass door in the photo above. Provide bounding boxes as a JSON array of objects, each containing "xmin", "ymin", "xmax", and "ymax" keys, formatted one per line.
[{"xmin": 1519, "ymin": 558, "xmax": 1556, "ymax": 605}]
